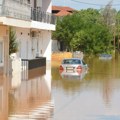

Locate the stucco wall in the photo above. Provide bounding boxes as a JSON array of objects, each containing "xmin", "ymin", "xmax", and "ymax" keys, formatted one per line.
[
  {"xmin": 30, "ymin": 0, "xmax": 51, "ymax": 13},
  {"xmin": 15, "ymin": 28, "xmax": 30, "ymax": 59},
  {"xmin": 0, "ymin": 25, "xmax": 7, "ymax": 37},
  {"xmin": 0, "ymin": 0, "xmax": 3, "ymax": 4},
  {"xmin": 0, "ymin": 0, "xmax": 3, "ymax": 14},
  {"xmin": 0, "ymin": 25, "xmax": 7, "ymax": 67},
  {"xmin": 42, "ymin": 0, "xmax": 51, "ymax": 13},
  {"xmin": 15, "ymin": 27, "xmax": 51, "ymax": 61},
  {"xmin": 4, "ymin": 0, "xmax": 30, "ymax": 20},
  {"xmin": 42, "ymin": 31, "xmax": 51, "ymax": 61}
]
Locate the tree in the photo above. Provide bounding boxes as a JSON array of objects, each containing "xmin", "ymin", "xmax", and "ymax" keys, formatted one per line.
[
  {"xmin": 70, "ymin": 24, "xmax": 113, "ymax": 55},
  {"xmin": 9, "ymin": 27, "xmax": 18, "ymax": 55},
  {"xmin": 53, "ymin": 8, "xmax": 114, "ymax": 55}
]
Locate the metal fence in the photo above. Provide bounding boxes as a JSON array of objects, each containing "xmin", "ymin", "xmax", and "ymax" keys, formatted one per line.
[
  {"xmin": 31, "ymin": 8, "xmax": 56, "ymax": 24},
  {"xmin": 21, "ymin": 57, "xmax": 46, "ymax": 81},
  {"xmin": 21, "ymin": 57, "xmax": 46, "ymax": 70}
]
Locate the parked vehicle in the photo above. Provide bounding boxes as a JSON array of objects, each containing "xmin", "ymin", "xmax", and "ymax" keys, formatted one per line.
[
  {"xmin": 59, "ymin": 58, "xmax": 88, "ymax": 74},
  {"xmin": 60, "ymin": 68, "xmax": 88, "ymax": 80},
  {"xmin": 99, "ymin": 54, "xmax": 112, "ymax": 60}
]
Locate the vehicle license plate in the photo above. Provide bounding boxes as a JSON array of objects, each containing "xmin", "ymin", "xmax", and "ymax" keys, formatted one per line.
[
  {"xmin": 66, "ymin": 67, "xmax": 74, "ymax": 72},
  {"xmin": 66, "ymin": 67, "xmax": 74, "ymax": 70}
]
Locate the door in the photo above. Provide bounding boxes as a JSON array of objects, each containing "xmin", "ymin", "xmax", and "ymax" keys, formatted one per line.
[
  {"xmin": 0, "ymin": 41, "xmax": 3, "ymax": 67},
  {"xmin": 31, "ymin": 37, "xmax": 38, "ymax": 58}
]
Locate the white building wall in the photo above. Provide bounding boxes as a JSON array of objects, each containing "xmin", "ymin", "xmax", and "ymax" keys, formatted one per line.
[
  {"xmin": 4, "ymin": 0, "xmax": 31, "ymax": 20},
  {"xmin": 0, "ymin": 0, "xmax": 3, "ymax": 4},
  {"xmin": 15, "ymin": 28, "xmax": 31, "ymax": 59},
  {"xmin": 14, "ymin": 27, "xmax": 51, "ymax": 61},
  {"xmin": 42, "ymin": 31, "xmax": 51, "ymax": 61},
  {"xmin": 37, "ymin": 0, "xmax": 42, "ymax": 8},
  {"xmin": 30, "ymin": 0, "xmax": 51, "ymax": 13},
  {"xmin": 0, "ymin": 25, "xmax": 9, "ymax": 75},
  {"xmin": 0, "ymin": 0, "xmax": 3, "ymax": 14},
  {"xmin": 30, "ymin": 0, "xmax": 34, "ymax": 8},
  {"xmin": 30, "ymin": 0, "xmax": 42, "ymax": 9},
  {"xmin": 42, "ymin": 0, "xmax": 51, "ymax": 13}
]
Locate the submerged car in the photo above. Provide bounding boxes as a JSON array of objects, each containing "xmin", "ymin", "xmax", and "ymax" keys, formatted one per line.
[
  {"xmin": 59, "ymin": 58, "xmax": 88, "ymax": 73},
  {"xmin": 60, "ymin": 68, "xmax": 88, "ymax": 80}
]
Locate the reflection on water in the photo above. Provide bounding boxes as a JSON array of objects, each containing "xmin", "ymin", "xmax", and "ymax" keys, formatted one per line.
[
  {"xmin": 60, "ymin": 69, "xmax": 88, "ymax": 80},
  {"xmin": 0, "ymin": 75, "xmax": 8, "ymax": 120},
  {"xmin": 0, "ymin": 66, "xmax": 54, "ymax": 120},
  {"xmin": 52, "ymin": 54, "xmax": 120, "ymax": 120}
]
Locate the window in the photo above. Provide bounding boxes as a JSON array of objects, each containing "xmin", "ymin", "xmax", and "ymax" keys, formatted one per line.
[{"xmin": 62, "ymin": 59, "xmax": 81, "ymax": 64}]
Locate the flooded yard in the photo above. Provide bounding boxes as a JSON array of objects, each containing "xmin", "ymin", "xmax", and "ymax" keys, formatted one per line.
[{"xmin": 0, "ymin": 54, "xmax": 120, "ymax": 120}]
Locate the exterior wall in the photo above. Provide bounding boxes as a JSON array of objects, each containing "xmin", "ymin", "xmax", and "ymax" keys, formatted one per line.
[
  {"xmin": 30, "ymin": 0, "xmax": 42, "ymax": 9},
  {"xmin": 0, "ymin": 0, "xmax": 3, "ymax": 4},
  {"xmin": 0, "ymin": 25, "xmax": 6, "ymax": 37},
  {"xmin": 14, "ymin": 27, "xmax": 51, "ymax": 61},
  {"xmin": 0, "ymin": 0, "xmax": 3, "ymax": 14},
  {"xmin": 30, "ymin": 0, "xmax": 51, "ymax": 12},
  {"xmin": 0, "ymin": 25, "xmax": 9, "ymax": 75},
  {"xmin": 41, "ymin": 31, "xmax": 51, "ymax": 61},
  {"xmin": 37, "ymin": 0, "xmax": 42, "ymax": 8},
  {"xmin": 4, "ymin": 0, "xmax": 31, "ymax": 20},
  {"xmin": 0, "ymin": 0, "xmax": 54, "ymax": 75},
  {"xmin": 42, "ymin": 0, "xmax": 51, "ymax": 13},
  {"xmin": 15, "ymin": 27, "xmax": 31, "ymax": 59},
  {"xmin": 31, "ymin": 21, "xmax": 55, "ymax": 31}
]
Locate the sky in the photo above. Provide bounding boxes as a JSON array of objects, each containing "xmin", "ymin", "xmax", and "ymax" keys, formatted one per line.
[{"xmin": 52, "ymin": 0, "xmax": 120, "ymax": 10}]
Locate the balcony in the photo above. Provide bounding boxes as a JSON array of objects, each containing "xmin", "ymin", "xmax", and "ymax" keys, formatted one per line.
[
  {"xmin": 0, "ymin": 4, "xmax": 31, "ymax": 21},
  {"xmin": 0, "ymin": 4, "xmax": 56, "ymax": 25},
  {"xmin": 31, "ymin": 8, "xmax": 56, "ymax": 25}
]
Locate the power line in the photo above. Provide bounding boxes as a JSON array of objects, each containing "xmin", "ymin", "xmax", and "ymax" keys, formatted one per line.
[{"xmin": 71, "ymin": 0, "xmax": 120, "ymax": 6}]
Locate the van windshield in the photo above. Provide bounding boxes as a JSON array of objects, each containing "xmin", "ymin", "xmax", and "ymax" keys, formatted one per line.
[{"xmin": 62, "ymin": 59, "xmax": 81, "ymax": 64}]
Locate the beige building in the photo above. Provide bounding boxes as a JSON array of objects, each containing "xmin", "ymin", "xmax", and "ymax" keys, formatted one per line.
[{"xmin": 0, "ymin": 0, "xmax": 56, "ymax": 76}]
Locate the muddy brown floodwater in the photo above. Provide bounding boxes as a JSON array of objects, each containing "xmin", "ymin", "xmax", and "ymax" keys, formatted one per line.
[
  {"xmin": 0, "ymin": 54, "xmax": 120, "ymax": 120},
  {"xmin": 51, "ymin": 54, "xmax": 120, "ymax": 120}
]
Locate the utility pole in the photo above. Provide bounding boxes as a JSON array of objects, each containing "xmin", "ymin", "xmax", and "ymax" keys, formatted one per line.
[
  {"xmin": 118, "ymin": 19, "xmax": 120, "ymax": 50},
  {"xmin": 113, "ymin": 25, "xmax": 116, "ymax": 51}
]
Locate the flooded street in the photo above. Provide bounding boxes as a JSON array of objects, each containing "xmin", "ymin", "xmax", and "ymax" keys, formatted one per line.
[
  {"xmin": 52, "ymin": 54, "xmax": 120, "ymax": 120},
  {"xmin": 0, "ymin": 67, "xmax": 54, "ymax": 120},
  {"xmin": 0, "ymin": 54, "xmax": 120, "ymax": 120}
]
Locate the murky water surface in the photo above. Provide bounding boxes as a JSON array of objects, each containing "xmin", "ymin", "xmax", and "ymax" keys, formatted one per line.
[
  {"xmin": 0, "ymin": 55, "xmax": 120, "ymax": 120},
  {"xmin": 52, "ymin": 55, "xmax": 120, "ymax": 120}
]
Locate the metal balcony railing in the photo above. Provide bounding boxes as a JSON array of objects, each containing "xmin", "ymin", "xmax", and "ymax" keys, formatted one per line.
[
  {"xmin": 31, "ymin": 8, "xmax": 56, "ymax": 25},
  {"xmin": 0, "ymin": 4, "xmax": 56, "ymax": 25}
]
